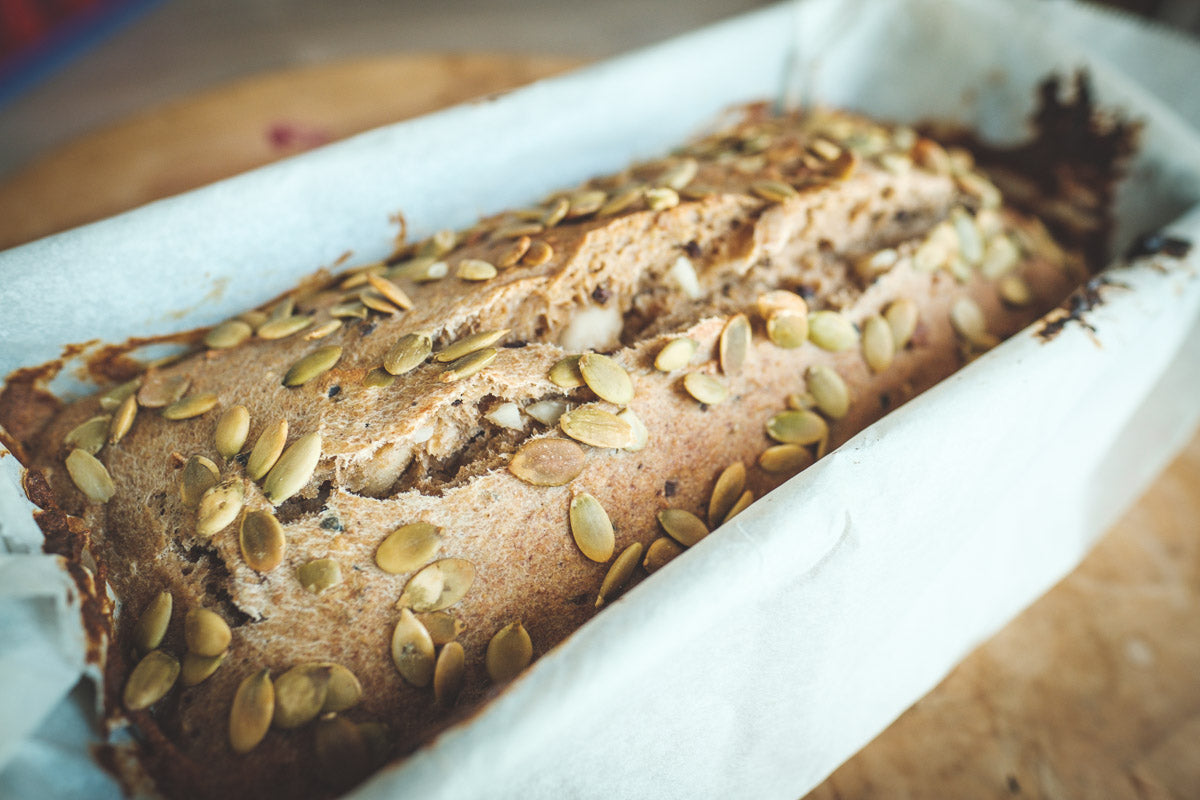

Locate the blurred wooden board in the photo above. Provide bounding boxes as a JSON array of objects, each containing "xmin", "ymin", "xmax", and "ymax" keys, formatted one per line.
[{"xmin": 3, "ymin": 52, "xmax": 1199, "ymax": 799}]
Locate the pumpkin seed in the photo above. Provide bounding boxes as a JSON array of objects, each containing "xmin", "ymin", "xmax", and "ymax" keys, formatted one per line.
[
  {"xmin": 756, "ymin": 290, "xmax": 807, "ymax": 317},
  {"xmin": 137, "ymin": 373, "xmax": 189, "ymax": 408},
  {"xmin": 229, "ymin": 669, "xmax": 274, "ymax": 754},
  {"xmin": 64, "ymin": 415, "xmax": 110, "ymax": 455},
  {"xmin": 132, "ymin": 591, "xmax": 173, "ymax": 653},
  {"xmin": 981, "ymin": 234, "xmax": 1020, "ymax": 279},
  {"xmin": 595, "ymin": 542, "xmax": 643, "ymax": 608},
  {"xmin": 542, "ymin": 197, "xmax": 570, "ymax": 227},
  {"xmin": 766, "ymin": 311, "xmax": 809, "ymax": 349},
  {"xmin": 435, "ymin": 329, "xmax": 508, "ymax": 363},
  {"xmin": 855, "ymin": 248, "xmax": 900, "ymax": 281},
  {"xmin": 358, "ymin": 722, "xmax": 390, "ymax": 767},
  {"xmin": 787, "ymin": 391, "xmax": 817, "ymax": 411},
  {"xmin": 492, "ymin": 221, "xmax": 544, "ymax": 240},
  {"xmin": 298, "ymin": 558, "xmax": 342, "ymax": 595},
  {"xmin": 682, "ymin": 373, "xmax": 727, "ymax": 405},
  {"xmin": 806, "ymin": 365, "xmax": 850, "ymax": 419},
  {"xmin": 421, "ymin": 228, "xmax": 457, "ymax": 258},
  {"xmin": 654, "ymin": 338, "xmax": 698, "ymax": 372},
  {"xmin": 376, "ymin": 522, "xmax": 442, "ymax": 575},
  {"xmin": 566, "ymin": 189, "xmax": 607, "ymax": 218},
  {"xmin": 382, "ymin": 332, "xmax": 432, "ymax": 375},
  {"xmin": 723, "ymin": 489, "xmax": 754, "ymax": 524},
  {"xmin": 559, "ymin": 405, "xmax": 633, "ymax": 449},
  {"xmin": 598, "ymin": 186, "xmax": 643, "ymax": 217},
  {"xmin": 330, "ymin": 301, "xmax": 369, "ymax": 319},
  {"xmin": 313, "ymin": 716, "xmax": 369, "ymax": 787},
  {"xmin": 65, "ymin": 449, "xmax": 115, "ymax": 502},
  {"xmin": 884, "ymin": 298, "xmax": 919, "ymax": 349},
  {"xmin": 283, "ymin": 345, "xmax": 342, "ymax": 388},
  {"xmin": 163, "ymin": 393, "xmax": 218, "ymax": 420},
  {"xmin": 949, "ymin": 297, "xmax": 993, "ymax": 347},
  {"xmin": 180, "ymin": 455, "xmax": 220, "ymax": 507},
  {"xmin": 364, "ymin": 367, "xmax": 396, "ymax": 388},
  {"xmin": 862, "ymin": 315, "xmax": 896, "ymax": 372},
  {"xmin": 263, "ymin": 432, "xmax": 321, "ymax": 504},
  {"xmin": 643, "ymin": 537, "xmax": 684, "ymax": 573},
  {"xmin": 951, "ymin": 207, "xmax": 985, "ymax": 265},
  {"xmin": 659, "ymin": 158, "xmax": 698, "ymax": 190},
  {"xmin": 548, "ymin": 355, "xmax": 584, "ymax": 388},
  {"xmin": 619, "ymin": 408, "xmax": 648, "ymax": 452},
  {"xmin": 758, "ymin": 443, "xmax": 815, "ymax": 473},
  {"xmin": 486, "ymin": 622, "xmax": 533, "ymax": 684},
  {"xmin": 268, "ymin": 297, "xmax": 295, "ymax": 321},
  {"xmin": 454, "ymin": 259, "xmax": 496, "ymax": 281},
  {"xmin": 439, "ymin": 348, "xmax": 498, "ymax": 382},
  {"xmin": 391, "ymin": 608, "xmax": 435, "ymax": 687},
  {"xmin": 434, "ymin": 641, "xmax": 466, "ymax": 706},
  {"xmin": 365, "ymin": 273, "xmax": 414, "ymax": 310},
  {"xmin": 318, "ymin": 663, "xmax": 363, "ymax": 712},
  {"xmin": 396, "ymin": 558, "xmax": 475, "ymax": 612},
  {"xmin": 108, "ymin": 394, "xmax": 137, "ymax": 445},
  {"xmin": 214, "ymin": 405, "xmax": 250, "ymax": 459},
  {"xmin": 708, "ymin": 462, "xmax": 746, "ymax": 527},
  {"xmin": 509, "ymin": 438, "xmax": 586, "ymax": 486},
  {"xmin": 257, "ymin": 315, "xmax": 314, "ymax": 340},
  {"xmin": 496, "ymin": 235, "xmax": 532, "ymax": 268},
  {"xmin": 417, "ymin": 612, "xmax": 464, "ymax": 646},
  {"xmin": 247, "ymin": 419, "xmax": 288, "ymax": 481},
  {"xmin": 181, "ymin": 651, "xmax": 226, "ymax": 687},
  {"xmin": 751, "ymin": 179, "xmax": 799, "ymax": 203},
  {"xmin": 205, "ymin": 320, "xmax": 253, "ymax": 350},
  {"xmin": 305, "ymin": 319, "xmax": 343, "ymax": 340},
  {"xmin": 998, "ymin": 274, "xmax": 1032, "ymax": 307},
  {"xmin": 657, "ymin": 508, "xmax": 709, "ymax": 547},
  {"xmin": 123, "ymin": 650, "xmax": 179, "ymax": 711},
  {"xmin": 719, "ymin": 314, "xmax": 751, "ymax": 374},
  {"xmin": 767, "ymin": 410, "xmax": 828, "ymax": 445},
  {"xmin": 238, "ymin": 309, "xmax": 269, "ymax": 329},
  {"xmin": 525, "ymin": 399, "xmax": 568, "ymax": 426},
  {"xmin": 239, "ymin": 510, "xmax": 285, "ymax": 572},
  {"xmin": 645, "ymin": 187, "xmax": 680, "ymax": 211},
  {"xmin": 578, "ymin": 353, "xmax": 634, "ymax": 405},
  {"xmin": 99, "ymin": 378, "xmax": 140, "ymax": 411},
  {"xmin": 569, "ymin": 493, "xmax": 615, "ymax": 563},
  {"xmin": 522, "ymin": 239, "xmax": 554, "ymax": 266},
  {"xmin": 808, "ymin": 310, "xmax": 858, "ymax": 352},
  {"xmin": 185, "ymin": 608, "xmax": 231, "ymax": 657},
  {"xmin": 272, "ymin": 664, "xmax": 331, "ymax": 729},
  {"xmin": 196, "ymin": 479, "xmax": 244, "ymax": 537}
]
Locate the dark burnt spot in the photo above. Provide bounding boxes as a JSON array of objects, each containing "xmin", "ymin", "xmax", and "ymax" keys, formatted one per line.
[
  {"xmin": 591, "ymin": 284, "xmax": 612, "ymax": 304},
  {"xmin": 796, "ymin": 284, "xmax": 817, "ymax": 301},
  {"xmin": 502, "ymin": 340, "xmax": 528, "ymax": 349},
  {"xmin": 275, "ymin": 480, "xmax": 333, "ymax": 524},
  {"xmin": 359, "ymin": 321, "xmax": 377, "ymax": 337},
  {"xmin": 663, "ymin": 480, "xmax": 678, "ymax": 498},
  {"xmin": 1035, "ymin": 275, "xmax": 1127, "ymax": 342},
  {"xmin": 320, "ymin": 515, "xmax": 344, "ymax": 532},
  {"xmin": 683, "ymin": 240, "xmax": 702, "ymax": 259},
  {"xmin": 1124, "ymin": 232, "xmax": 1192, "ymax": 261},
  {"xmin": 451, "ymin": 399, "xmax": 463, "ymax": 407},
  {"xmin": 880, "ymin": 393, "xmax": 892, "ymax": 411},
  {"xmin": 567, "ymin": 592, "xmax": 591, "ymax": 606},
  {"xmin": 233, "ymin": 452, "xmax": 249, "ymax": 467},
  {"xmin": 327, "ymin": 385, "xmax": 342, "ymax": 398}
]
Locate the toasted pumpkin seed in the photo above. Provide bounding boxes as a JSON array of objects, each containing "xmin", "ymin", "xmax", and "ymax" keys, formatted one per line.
[
  {"xmin": 396, "ymin": 558, "xmax": 475, "ymax": 612},
  {"xmin": 619, "ymin": 408, "xmax": 648, "ymax": 452},
  {"xmin": 330, "ymin": 301, "xmax": 369, "ymax": 319},
  {"xmin": 509, "ymin": 438, "xmax": 586, "ymax": 486},
  {"xmin": 365, "ymin": 273, "xmax": 414, "ymax": 310},
  {"xmin": 658, "ymin": 508, "xmax": 709, "ymax": 547},
  {"xmin": 719, "ymin": 314, "xmax": 751, "ymax": 374},
  {"xmin": 108, "ymin": 394, "xmax": 137, "ymax": 445},
  {"xmin": 949, "ymin": 297, "xmax": 991, "ymax": 346},
  {"xmin": 723, "ymin": 489, "xmax": 754, "ymax": 524},
  {"xmin": 229, "ymin": 669, "xmax": 274, "ymax": 754},
  {"xmin": 185, "ymin": 608, "xmax": 231, "ymax": 657},
  {"xmin": 522, "ymin": 239, "xmax": 554, "ymax": 266},
  {"xmin": 434, "ymin": 641, "xmax": 466, "ymax": 705},
  {"xmin": 559, "ymin": 405, "xmax": 633, "ymax": 449},
  {"xmin": 382, "ymin": 332, "xmax": 432, "ymax": 376},
  {"xmin": 124, "ymin": 650, "xmax": 179, "ymax": 711},
  {"xmin": 239, "ymin": 510, "xmax": 285, "ymax": 572},
  {"xmin": 566, "ymin": 189, "xmax": 607, "ymax": 218},
  {"xmin": 981, "ymin": 234, "xmax": 1020, "ymax": 279},
  {"xmin": 455, "ymin": 259, "xmax": 498, "ymax": 281},
  {"xmin": 247, "ymin": 419, "xmax": 288, "ymax": 481},
  {"xmin": 787, "ymin": 391, "xmax": 817, "ymax": 411},
  {"xmin": 492, "ymin": 221, "xmax": 544, "ymax": 240},
  {"xmin": 643, "ymin": 537, "xmax": 684, "ymax": 573},
  {"xmin": 263, "ymin": 432, "xmax": 321, "ymax": 504},
  {"xmin": 65, "ymin": 449, "xmax": 115, "ymax": 502},
  {"xmin": 548, "ymin": 355, "xmax": 584, "ymax": 388},
  {"xmin": 884, "ymin": 298, "xmax": 919, "ymax": 349},
  {"xmin": 659, "ymin": 158, "xmax": 698, "ymax": 190},
  {"xmin": 485, "ymin": 622, "xmax": 533, "ymax": 684},
  {"xmin": 595, "ymin": 542, "xmax": 643, "ymax": 607},
  {"xmin": 205, "ymin": 320, "xmax": 253, "ymax": 350},
  {"xmin": 268, "ymin": 297, "xmax": 295, "ymax": 321},
  {"xmin": 214, "ymin": 405, "xmax": 250, "ymax": 459},
  {"xmin": 421, "ymin": 228, "xmax": 458, "ymax": 257},
  {"xmin": 181, "ymin": 651, "xmax": 226, "ymax": 687},
  {"xmin": 654, "ymin": 338, "xmax": 698, "ymax": 372},
  {"xmin": 417, "ymin": 612, "xmax": 464, "ymax": 646},
  {"xmin": 645, "ymin": 187, "xmax": 680, "ymax": 211},
  {"xmin": 598, "ymin": 186, "xmax": 643, "ymax": 217},
  {"xmin": 570, "ymin": 493, "xmax": 616, "ymax": 563},
  {"xmin": 64, "ymin": 415, "xmax": 110, "ymax": 455},
  {"xmin": 283, "ymin": 345, "xmax": 342, "ymax": 388},
  {"xmin": 196, "ymin": 479, "xmax": 244, "ymax": 536},
  {"xmin": 497, "ymin": 235, "xmax": 532, "ymax": 268},
  {"xmin": 313, "ymin": 716, "xmax": 369, "ymax": 786},
  {"xmin": 578, "ymin": 353, "xmax": 634, "ymax": 405},
  {"xmin": 708, "ymin": 462, "xmax": 746, "ymax": 527},
  {"xmin": 180, "ymin": 454, "xmax": 220, "ymax": 507},
  {"xmin": 998, "ymin": 274, "xmax": 1032, "ymax": 307},
  {"xmin": 439, "ymin": 348, "xmax": 497, "ymax": 382},
  {"xmin": 99, "ymin": 378, "xmax": 141, "ymax": 411},
  {"xmin": 862, "ymin": 315, "xmax": 896, "ymax": 372},
  {"xmin": 163, "ymin": 393, "xmax": 218, "ymax": 421},
  {"xmin": 767, "ymin": 410, "xmax": 828, "ymax": 445},
  {"xmin": 806, "ymin": 365, "xmax": 850, "ymax": 419},
  {"xmin": 318, "ymin": 663, "xmax": 363, "ymax": 712},
  {"xmin": 759, "ymin": 443, "xmax": 815, "ymax": 473},
  {"xmin": 132, "ymin": 591, "xmax": 173, "ymax": 653},
  {"xmin": 272, "ymin": 664, "xmax": 331, "ymax": 729},
  {"xmin": 766, "ymin": 311, "xmax": 809, "ymax": 349},
  {"xmin": 298, "ymin": 558, "xmax": 342, "ymax": 595},
  {"xmin": 751, "ymin": 179, "xmax": 799, "ymax": 203},
  {"xmin": 376, "ymin": 522, "xmax": 442, "ymax": 575},
  {"xmin": 137, "ymin": 373, "xmax": 189, "ymax": 408},
  {"xmin": 238, "ymin": 309, "xmax": 269, "ymax": 329},
  {"xmin": 682, "ymin": 373, "xmax": 727, "ymax": 405},
  {"xmin": 757, "ymin": 290, "xmax": 808, "ymax": 318},
  {"xmin": 362, "ymin": 367, "xmax": 395, "ymax": 388},
  {"xmin": 391, "ymin": 608, "xmax": 436, "ymax": 687},
  {"xmin": 257, "ymin": 315, "xmax": 314, "ymax": 340},
  {"xmin": 525, "ymin": 399, "xmax": 568, "ymax": 426},
  {"xmin": 435, "ymin": 329, "xmax": 508, "ymax": 363},
  {"xmin": 542, "ymin": 197, "xmax": 570, "ymax": 227},
  {"xmin": 808, "ymin": 311, "xmax": 858, "ymax": 352},
  {"xmin": 306, "ymin": 319, "xmax": 343, "ymax": 340}
]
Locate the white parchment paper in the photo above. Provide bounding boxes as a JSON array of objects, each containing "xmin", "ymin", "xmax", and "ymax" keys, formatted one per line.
[{"xmin": 1, "ymin": 1, "xmax": 1199, "ymax": 798}]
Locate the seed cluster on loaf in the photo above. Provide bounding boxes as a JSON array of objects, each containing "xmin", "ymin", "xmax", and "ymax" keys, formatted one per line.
[{"xmin": 24, "ymin": 102, "xmax": 1098, "ymax": 799}]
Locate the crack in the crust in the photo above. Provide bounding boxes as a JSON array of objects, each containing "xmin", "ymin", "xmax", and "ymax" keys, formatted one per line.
[{"xmin": 177, "ymin": 542, "xmax": 255, "ymax": 627}]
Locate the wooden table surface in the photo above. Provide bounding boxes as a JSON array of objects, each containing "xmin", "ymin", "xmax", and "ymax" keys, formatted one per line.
[{"xmin": 2, "ymin": 54, "xmax": 1199, "ymax": 799}]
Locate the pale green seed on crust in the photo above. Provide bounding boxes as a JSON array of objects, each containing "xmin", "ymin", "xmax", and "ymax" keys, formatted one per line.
[
  {"xmin": 65, "ymin": 448, "xmax": 115, "ymax": 502},
  {"xmin": 595, "ymin": 542, "xmax": 643, "ymax": 608},
  {"xmin": 229, "ymin": 669, "xmax": 274, "ymax": 754},
  {"xmin": 657, "ymin": 508, "xmax": 709, "ymax": 547},
  {"xmin": 485, "ymin": 622, "xmax": 533, "ymax": 684},
  {"xmin": 569, "ymin": 493, "xmax": 616, "ymax": 563}
]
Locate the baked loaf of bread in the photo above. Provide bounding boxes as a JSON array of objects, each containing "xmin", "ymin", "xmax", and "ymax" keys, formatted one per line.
[{"xmin": 15, "ymin": 103, "xmax": 1100, "ymax": 799}]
